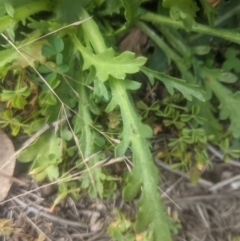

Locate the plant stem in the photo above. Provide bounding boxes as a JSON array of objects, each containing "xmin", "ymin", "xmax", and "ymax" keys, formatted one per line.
[
  {"xmin": 80, "ymin": 9, "xmax": 106, "ymax": 53},
  {"xmin": 136, "ymin": 21, "xmax": 195, "ymax": 83},
  {"xmin": 137, "ymin": 21, "xmax": 222, "ymax": 138},
  {"xmin": 140, "ymin": 10, "xmax": 240, "ymax": 45},
  {"xmin": 190, "ymin": 3, "xmax": 240, "ymax": 42},
  {"xmin": 75, "ymin": 9, "xmax": 172, "ymax": 241}
]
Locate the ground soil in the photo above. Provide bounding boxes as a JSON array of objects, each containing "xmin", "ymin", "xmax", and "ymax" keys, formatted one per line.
[{"xmin": 1, "ymin": 140, "xmax": 240, "ymax": 241}]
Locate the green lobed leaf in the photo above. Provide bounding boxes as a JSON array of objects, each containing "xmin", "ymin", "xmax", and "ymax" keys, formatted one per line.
[
  {"xmin": 121, "ymin": 0, "xmax": 141, "ymax": 25},
  {"xmin": 218, "ymin": 72, "xmax": 238, "ymax": 84},
  {"xmin": 99, "ymin": 0, "xmax": 122, "ymax": 16},
  {"xmin": 74, "ymin": 69, "xmax": 105, "ymax": 198},
  {"xmin": 53, "ymin": 0, "xmax": 89, "ymax": 23},
  {"xmin": 141, "ymin": 66, "xmax": 206, "ymax": 101},
  {"xmin": 108, "ymin": 77, "xmax": 171, "ymax": 240},
  {"xmin": 162, "ymin": 0, "xmax": 199, "ymax": 30},
  {"xmin": 42, "ymin": 44, "xmax": 57, "ymax": 57},
  {"xmin": 205, "ymin": 71, "xmax": 240, "ymax": 138},
  {"xmin": 72, "ymin": 35, "xmax": 146, "ymax": 81},
  {"xmin": 162, "ymin": 0, "xmax": 199, "ymax": 19},
  {"xmin": 18, "ymin": 130, "xmax": 62, "ymax": 163},
  {"xmin": 222, "ymin": 48, "xmax": 240, "ymax": 73}
]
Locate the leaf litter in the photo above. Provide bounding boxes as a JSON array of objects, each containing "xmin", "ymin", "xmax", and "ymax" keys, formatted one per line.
[
  {"xmin": 0, "ymin": 129, "xmax": 16, "ymax": 202},
  {"xmin": 1, "ymin": 135, "xmax": 240, "ymax": 240}
]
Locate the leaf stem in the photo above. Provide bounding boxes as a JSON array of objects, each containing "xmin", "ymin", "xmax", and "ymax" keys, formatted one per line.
[
  {"xmin": 80, "ymin": 9, "xmax": 106, "ymax": 54},
  {"xmin": 137, "ymin": 21, "xmax": 195, "ymax": 83},
  {"xmin": 140, "ymin": 10, "xmax": 240, "ymax": 45}
]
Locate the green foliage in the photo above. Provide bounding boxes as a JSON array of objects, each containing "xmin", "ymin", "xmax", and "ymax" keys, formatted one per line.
[
  {"xmin": 0, "ymin": 1, "xmax": 240, "ymax": 240},
  {"xmin": 0, "ymin": 110, "xmax": 23, "ymax": 135},
  {"xmin": 141, "ymin": 66, "xmax": 206, "ymax": 101},
  {"xmin": 50, "ymin": 180, "xmax": 81, "ymax": 211},
  {"xmin": 99, "ymin": 0, "xmax": 122, "ymax": 16},
  {"xmin": 155, "ymin": 103, "xmax": 211, "ymax": 175},
  {"xmin": 107, "ymin": 209, "xmax": 152, "ymax": 241},
  {"xmin": 137, "ymin": 100, "xmax": 160, "ymax": 119},
  {"xmin": 18, "ymin": 130, "xmax": 63, "ymax": 181},
  {"xmin": 219, "ymin": 138, "xmax": 240, "ymax": 162},
  {"xmin": 204, "ymin": 68, "xmax": 240, "ymax": 138},
  {"xmin": 162, "ymin": 0, "xmax": 199, "ymax": 30},
  {"xmin": 1, "ymin": 86, "xmax": 30, "ymax": 108},
  {"xmin": 121, "ymin": 0, "xmax": 141, "ymax": 25},
  {"xmin": 198, "ymin": 0, "xmax": 215, "ymax": 26},
  {"xmin": 73, "ymin": 37, "xmax": 146, "ymax": 82}
]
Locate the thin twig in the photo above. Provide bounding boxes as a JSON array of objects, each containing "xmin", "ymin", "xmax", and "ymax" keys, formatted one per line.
[
  {"xmin": 209, "ymin": 174, "xmax": 240, "ymax": 193},
  {"xmin": 207, "ymin": 144, "xmax": 240, "ymax": 167},
  {"xmin": 163, "ymin": 190, "xmax": 240, "ymax": 204},
  {"xmin": 196, "ymin": 204, "xmax": 210, "ymax": 229},
  {"xmin": 20, "ymin": 211, "xmax": 52, "ymax": 241},
  {"xmin": 0, "ymin": 172, "xmax": 28, "ymax": 186},
  {"xmin": 12, "ymin": 196, "xmax": 87, "ymax": 229},
  {"xmin": 155, "ymin": 158, "xmax": 213, "ymax": 188}
]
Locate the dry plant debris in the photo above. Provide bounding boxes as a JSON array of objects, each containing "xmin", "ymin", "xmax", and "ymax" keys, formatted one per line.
[{"xmin": 0, "ymin": 129, "xmax": 16, "ymax": 202}]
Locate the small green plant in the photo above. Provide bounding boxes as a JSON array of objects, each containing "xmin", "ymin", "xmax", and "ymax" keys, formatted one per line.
[
  {"xmin": 219, "ymin": 138, "xmax": 240, "ymax": 162},
  {"xmin": 222, "ymin": 48, "xmax": 240, "ymax": 73},
  {"xmin": 0, "ymin": 1, "xmax": 240, "ymax": 240},
  {"xmin": 152, "ymin": 102, "xmax": 212, "ymax": 181},
  {"xmin": 107, "ymin": 209, "xmax": 152, "ymax": 241}
]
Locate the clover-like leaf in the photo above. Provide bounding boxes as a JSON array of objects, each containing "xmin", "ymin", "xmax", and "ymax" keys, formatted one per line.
[
  {"xmin": 61, "ymin": 128, "xmax": 73, "ymax": 141},
  {"xmin": 1, "ymin": 86, "xmax": 30, "ymax": 109},
  {"xmin": 42, "ymin": 44, "xmax": 57, "ymax": 57},
  {"xmin": 42, "ymin": 36, "xmax": 64, "ymax": 57},
  {"xmin": 163, "ymin": 0, "xmax": 199, "ymax": 19},
  {"xmin": 163, "ymin": 0, "xmax": 199, "ymax": 30},
  {"xmin": 223, "ymin": 48, "xmax": 240, "ymax": 73}
]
